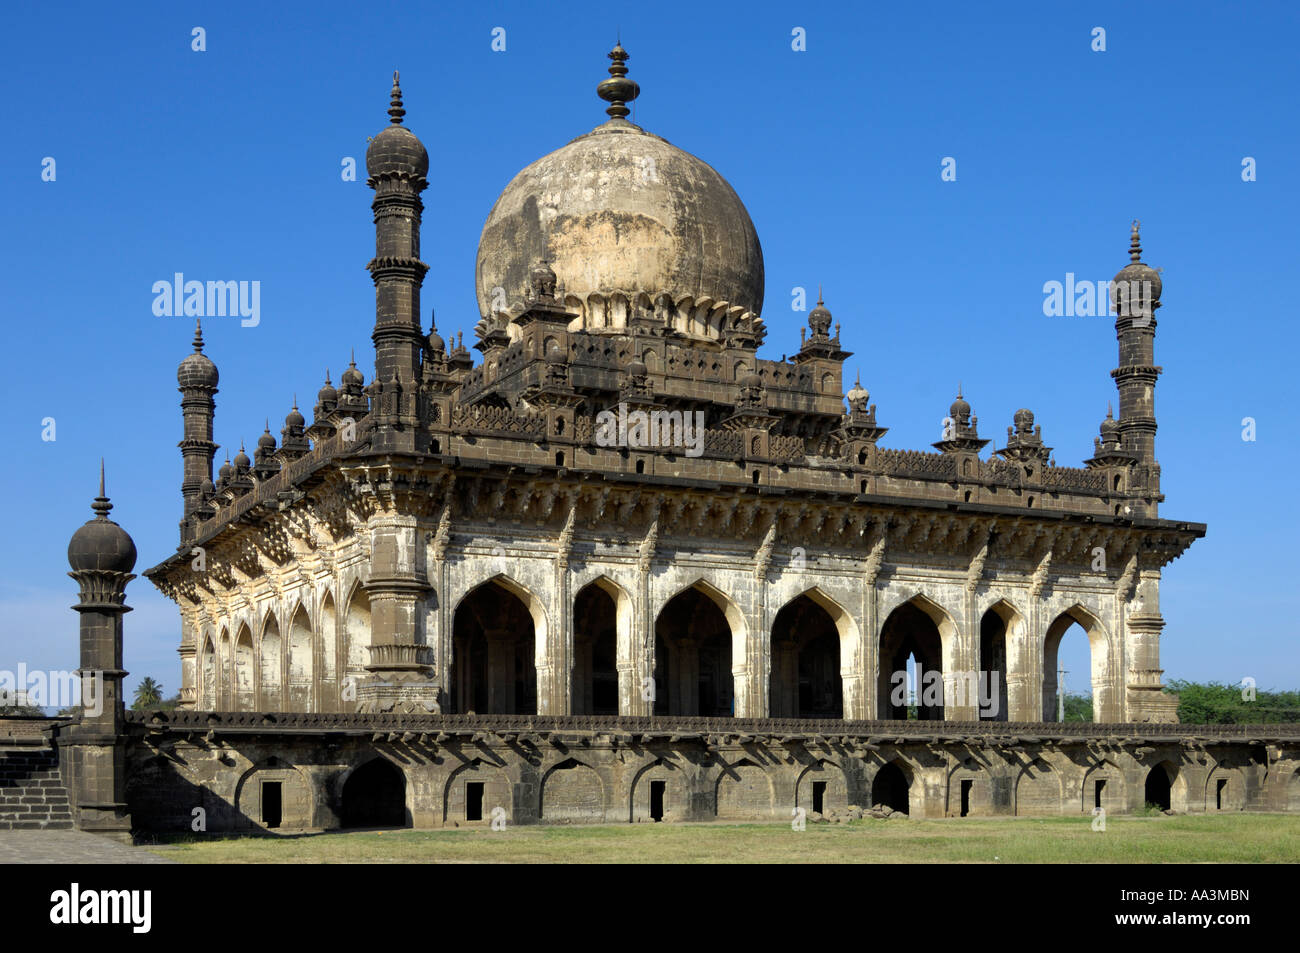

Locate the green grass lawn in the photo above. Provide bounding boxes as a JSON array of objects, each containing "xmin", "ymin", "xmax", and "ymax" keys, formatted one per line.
[{"xmin": 146, "ymin": 813, "xmax": 1300, "ymax": 864}]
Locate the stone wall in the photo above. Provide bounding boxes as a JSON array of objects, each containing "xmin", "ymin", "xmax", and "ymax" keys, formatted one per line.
[
  {"xmin": 119, "ymin": 713, "xmax": 1300, "ymax": 833},
  {"xmin": 0, "ymin": 725, "xmax": 74, "ymax": 831}
]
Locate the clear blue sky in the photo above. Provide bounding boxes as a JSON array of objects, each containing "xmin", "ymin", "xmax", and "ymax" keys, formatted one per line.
[{"xmin": 2, "ymin": 1, "xmax": 1296, "ymax": 706}]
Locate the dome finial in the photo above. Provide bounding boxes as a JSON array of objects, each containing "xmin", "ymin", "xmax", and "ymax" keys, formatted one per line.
[
  {"xmin": 1129, "ymin": 219, "xmax": 1142, "ymax": 262},
  {"xmin": 92, "ymin": 458, "xmax": 112, "ymax": 520},
  {"xmin": 193, "ymin": 318, "xmax": 204, "ymax": 352},
  {"xmin": 597, "ymin": 43, "xmax": 639, "ymax": 120},
  {"xmin": 388, "ymin": 71, "xmax": 405, "ymax": 125}
]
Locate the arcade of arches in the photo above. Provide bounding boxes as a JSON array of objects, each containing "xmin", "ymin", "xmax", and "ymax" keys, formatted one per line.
[{"xmin": 195, "ymin": 580, "xmax": 1127, "ymax": 722}]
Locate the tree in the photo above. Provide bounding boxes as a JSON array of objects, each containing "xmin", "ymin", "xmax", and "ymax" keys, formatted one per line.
[{"xmin": 132, "ymin": 677, "xmax": 164, "ymax": 710}]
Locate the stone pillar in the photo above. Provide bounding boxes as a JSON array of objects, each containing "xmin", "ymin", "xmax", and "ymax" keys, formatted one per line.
[
  {"xmin": 538, "ymin": 553, "xmax": 571, "ymax": 716},
  {"xmin": 738, "ymin": 598, "xmax": 765, "ymax": 720},
  {"xmin": 860, "ymin": 581, "xmax": 879, "ymax": 720},
  {"xmin": 62, "ymin": 472, "xmax": 136, "ymax": 843},
  {"xmin": 357, "ymin": 515, "xmax": 438, "ymax": 712},
  {"xmin": 1125, "ymin": 569, "xmax": 1177, "ymax": 723},
  {"xmin": 1009, "ymin": 602, "xmax": 1042, "ymax": 722},
  {"xmin": 177, "ymin": 607, "xmax": 198, "ymax": 710},
  {"xmin": 944, "ymin": 599, "xmax": 978, "ymax": 721}
]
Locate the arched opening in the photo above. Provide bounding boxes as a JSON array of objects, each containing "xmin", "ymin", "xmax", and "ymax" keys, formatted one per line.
[
  {"xmin": 1044, "ymin": 606, "xmax": 1110, "ymax": 722},
  {"xmin": 872, "ymin": 761, "xmax": 910, "ymax": 814},
  {"xmin": 770, "ymin": 594, "xmax": 841, "ymax": 718},
  {"xmin": 978, "ymin": 604, "xmax": 1014, "ymax": 721},
  {"xmin": 200, "ymin": 636, "xmax": 216, "ymax": 710},
  {"xmin": 572, "ymin": 581, "xmax": 620, "ymax": 716},
  {"xmin": 1145, "ymin": 763, "xmax": 1174, "ymax": 811},
  {"xmin": 288, "ymin": 604, "xmax": 313, "ymax": 710},
  {"xmin": 453, "ymin": 579, "xmax": 538, "ymax": 714},
  {"xmin": 878, "ymin": 599, "xmax": 950, "ymax": 720},
  {"xmin": 234, "ymin": 625, "xmax": 254, "ymax": 712},
  {"xmin": 259, "ymin": 615, "xmax": 281, "ymax": 711},
  {"xmin": 320, "ymin": 593, "xmax": 337, "ymax": 712},
  {"xmin": 344, "ymin": 586, "xmax": 371, "ymax": 695},
  {"xmin": 653, "ymin": 584, "xmax": 737, "ymax": 717},
  {"xmin": 340, "ymin": 758, "xmax": 407, "ymax": 828}
]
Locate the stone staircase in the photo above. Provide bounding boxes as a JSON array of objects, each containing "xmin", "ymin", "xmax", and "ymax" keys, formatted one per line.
[{"xmin": 0, "ymin": 747, "xmax": 74, "ymax": 830}]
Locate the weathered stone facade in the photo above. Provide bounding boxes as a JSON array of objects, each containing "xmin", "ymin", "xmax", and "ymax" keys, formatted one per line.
[{"xmin": 28, "ymin": 45, "xmax": 1291, "ymax": 838}]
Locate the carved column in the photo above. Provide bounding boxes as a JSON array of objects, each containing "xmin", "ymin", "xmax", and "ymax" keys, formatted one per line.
[
  {"xmin": 1125, "ymin": 568, "xmax": 1177, "ymax": 723},
  {"xmin": 861, "ymin": 531, "xmax": 885, "ymax": 720},
  {"xmin": 357, "ymin": 513, "xmax": 438, "ymax": 713}
]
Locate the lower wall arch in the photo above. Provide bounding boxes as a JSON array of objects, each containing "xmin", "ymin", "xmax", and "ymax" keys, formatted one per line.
[
  {"xmin": 444, "ymin": 759, "xmax": 512, "ymax": 825},
  {"xmin": 1015, "ymin": 759, "xmax": 1063, "ymax": 816},
  {"xmin": 540, "ymin": 758, "xmax": 605, "ymax": 824},
  {"xmin": 795, "ymin": 759, "xmax": 849, "ymax": 815},
  {"xmin": 715, "ymin": 759, "xmax": 774, "ymax": 820},
  {"xmin": 234, "ymin": 758, "xmax": 312, "ymax": 830}
]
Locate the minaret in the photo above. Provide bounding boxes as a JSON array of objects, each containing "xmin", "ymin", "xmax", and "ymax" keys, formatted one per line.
[
  {"xmin": 176, "ymin": 319, "xmax": 219, "ymax": 539},
  {"xmin": 365, "ymin": 71, "xmax": 429, "ymax": 449},
  {"xmin": 1110, "ymin": 221, "xmax": 1162, "ymax": 467},
  {"xmin": 63, "ymin": 463, "xmax": 136, "ymax": 842}
]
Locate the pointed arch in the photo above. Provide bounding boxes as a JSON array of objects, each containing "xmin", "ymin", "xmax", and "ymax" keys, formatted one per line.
[
  {"xmin": 343, "ymin": 582, "xmax": 372, "ymax": 699},
  {"xmin": 288, "ymin": 602, "xmax": 313, "ymax": 710},
  {"xmin": 217, "ymin": 627, "xmax": 231, "ymax": 711},
  {"xmin": 200, "ymin": 634, "xmax": 217, "ymax": 710},
  {"xmin": 978, "ymin": 598, "xmax": 1023, "ymax": 721},
  {"xmin": 451, "ymin": 575, "xmax": 546, "ymax": 715},
  {"xmin": 1044, "ymin": 603, "xmax": 1114, "ymax": 722},
  {"xmin": 770, "ymin": 586, "xmax": 857, "ymax": 719},
  {"xmin": 260, "ymin": 611, "xmax": 282, "ymax": 712},
  {"xmin": 654, "ymin": 579, "xmax": 747, "ymax": 717},
  {"xmin": 877, "ymin": 594, "xmax": 958, "ymax": 719},
  {"xmin": 234, "ymin": 623, "xmax": 255, "ymax": 711},
  {"xmin": 572, "ymin": 575, "xmax": 633, "ymax": 716},
  {"xmin": 871, "ymin": 759, "xmax": 913, "ymax": 815}
]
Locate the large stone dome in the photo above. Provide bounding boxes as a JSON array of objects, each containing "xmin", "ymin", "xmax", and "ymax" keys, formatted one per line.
[{"xmin": 476, "ymin": 61, "xmax": 764, "ymax": 330}]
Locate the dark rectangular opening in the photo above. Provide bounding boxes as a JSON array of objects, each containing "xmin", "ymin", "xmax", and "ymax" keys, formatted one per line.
[
  {"xmin": 650, "ymin": 780, "xmax": 665, "ymax": 822},
  {"xmin": 812, "ymin": 780, "xmax": 827, "ymax": 815},
  {"xmin": 262, "ymin": 781, "xmax": 282, "ymax": 829},
  {"xmin": 1095, "ymin": 779, "xmax": 1106, "ymax": 810},
  {"xmin": 466, "ymin": 781, "xmax": 484, "ymax": 822},
  {"xmin": 1216, "ymin": 778, "xmax": 1227, "ymax": 810},
  {"xmin": 960, "ymin": 779, "xmax": 972, "ymax": 817}
]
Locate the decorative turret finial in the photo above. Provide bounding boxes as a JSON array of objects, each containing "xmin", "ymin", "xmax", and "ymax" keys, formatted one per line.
[
  {"xmin": 92, "ymin": 458, "xmax": 112, "ymax": 520},
  {"xmin": 597, "ymin": 43, "xmax": 640, "ymax": 120},
  {"xmin": 1129, "ymin": 219, "xmax": 1142, "ymax": 262},
  {"xmin": 192, "ymin": 318, "xmax": 204, "ymax": 352},
  {"xmin": 388, "ymin": 71, "xmax": 405, "ymax": 125}
]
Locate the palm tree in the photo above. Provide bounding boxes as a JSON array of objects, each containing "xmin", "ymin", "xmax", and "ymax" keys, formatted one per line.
[{"xmin": 132, "ymin": 677, "xmax": 163, "ymax": 710}]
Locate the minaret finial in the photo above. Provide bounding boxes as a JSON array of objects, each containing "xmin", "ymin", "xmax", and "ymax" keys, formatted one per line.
[
  {"xmin": 193, "ymin": 317, "xmax": 204, "ymax": 352},
  {"xmin": 388, "ymin": 70, "xmax": 405, "ymax": 125},
  {"xmin": 1129, "ymin": 219, "xmax": 1142, "ymax": 262},
  {"xmin": 817, "ymin": 284, "xmax": 823, "ymax": 306},
  {"xmin": 597, "ymin": 43, "xmax": 639, "ymax": 120},
  {"xmin": 958, "ymin": 381, "xmax": 963, "ymax": 399},
  {"xmin": 92, "ymin": 459, "xmax": 112, "ymax": 520}
]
